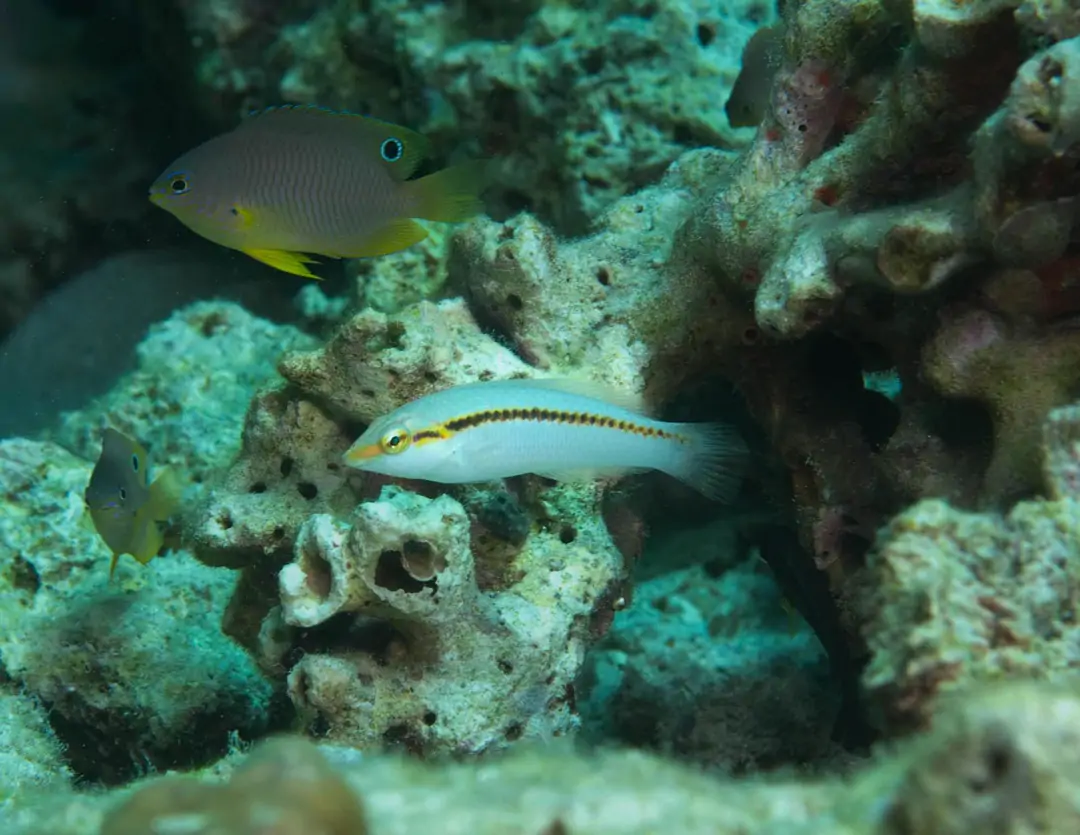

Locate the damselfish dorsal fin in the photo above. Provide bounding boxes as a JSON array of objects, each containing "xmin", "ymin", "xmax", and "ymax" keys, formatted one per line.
[{"xmin": 237, "ymin": 105, "xmax": 430, "ymax": 180}]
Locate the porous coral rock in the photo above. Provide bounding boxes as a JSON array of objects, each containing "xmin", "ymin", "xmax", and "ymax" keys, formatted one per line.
[
  {"xmin": 0, "ymin": 439, "xmax": 272, "ymax": 785},
  {"xmin": 276, "ymin": 484, "xmax": 623, "ymax": 754},
  {"xmin": 277, "ymin": 297, "xmax": 535, "ymax": 424},
  {"xmin": 13, "ymin": 681, "xmax": 1080, "ymax": 835},
  {"xmin": 860, "ymin": 401, "xmax": 1080, "ymax": 731},
  {"xmin": 49, "ymin": 300, "xmax": 317, "ymax": 490}
]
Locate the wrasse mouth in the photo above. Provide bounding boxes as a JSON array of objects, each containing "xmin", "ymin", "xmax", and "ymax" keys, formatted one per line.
[{"xmin": 343, "ymin": 444, "xmax": 381, "ymax": 465}]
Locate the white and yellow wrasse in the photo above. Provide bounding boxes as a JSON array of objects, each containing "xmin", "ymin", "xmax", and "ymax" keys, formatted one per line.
[{"xmin": 343, "ymin": 379, "xmax": 748, "ymax": 501}]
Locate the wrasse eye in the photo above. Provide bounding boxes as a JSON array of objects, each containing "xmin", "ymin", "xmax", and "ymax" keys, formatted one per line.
[
  {"xmin": 379, "ymin": 428, "xmax": 411, "ymax": 455},
  {"xmin": 169, "ymin": 175, "xmax": 189, "ymax": 195}
]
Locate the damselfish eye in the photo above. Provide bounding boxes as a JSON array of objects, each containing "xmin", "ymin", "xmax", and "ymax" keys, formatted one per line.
[
  {"xmin": 379, "ymin": 428, "xmax": 411, "ymax": 455},
  {"xmin": 169, "ymin": 176, "xmax": 189, "ymax": 194},
  {"xmin": 118, "ymin": 487, "xmax": 127, "ymax": 502},
  {"xmin": 131, "ymin": 454, "xmax": 139, "ymax": 472},
  {"xmin": 380, "ymin": 137, "xmax": 404, "ymax": 162}
]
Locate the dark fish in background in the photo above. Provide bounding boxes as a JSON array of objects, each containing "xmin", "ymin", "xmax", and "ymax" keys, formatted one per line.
[
  {"xmin": 148, "ymin": 105, "xmax": 488, "ymax": 279},
  {"xmin": 85, "ymin": 428, "xmax": 181, "ymax": 578},
  {"xmin": 725, "ymin": 24, "xmax": 785, "ymax": 129}
]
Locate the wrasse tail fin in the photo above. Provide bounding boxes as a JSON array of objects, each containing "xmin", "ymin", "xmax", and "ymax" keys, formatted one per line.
[
  {"xmin": 669, "ymin": 422, "xmax": 748, "ymax": 502},
  {"xmin": 243, "ymin": 247, "xmax": 324, "ymax": 280},
  {"xmin": 408, "ymin": 160, "xmax": 489, "ymax": 222}
]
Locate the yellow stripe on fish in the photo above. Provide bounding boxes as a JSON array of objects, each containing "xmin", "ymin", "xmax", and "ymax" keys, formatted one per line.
[
  {"xmin": 148, "ymin": 105, "xmax": 489, "ymax": 280},
  {"xmin": 344, "ymin": 379, "xmax": 748, "ymax": 502}
]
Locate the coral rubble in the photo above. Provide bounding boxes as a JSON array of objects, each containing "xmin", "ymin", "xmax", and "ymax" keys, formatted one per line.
[{"xmin": 8, "ymin": 680, "xmax": 1080, "ymax": 834}]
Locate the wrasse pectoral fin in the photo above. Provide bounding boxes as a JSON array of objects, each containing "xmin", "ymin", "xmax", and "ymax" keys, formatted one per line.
[
  {"xmin": 349, "ymin": 218, "xmax": 428, "ymax": 258},
  {"xmin": 243, "ymin": 247, "xmax": 324, "ymax": 280}
]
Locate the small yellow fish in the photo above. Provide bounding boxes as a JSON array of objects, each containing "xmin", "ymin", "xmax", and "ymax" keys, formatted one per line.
[
  {"xmin": 84, "ymin": 429, "xmax": 181, "ymax": 578},
  {"xmin": 343, "ymin": 379, "xmax": 748, "ymax": 501},
  {"xmin": 149, "ymin": 105, "xmax": 488, "ymax": 280}
]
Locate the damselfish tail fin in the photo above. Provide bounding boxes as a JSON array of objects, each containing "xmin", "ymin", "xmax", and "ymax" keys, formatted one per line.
[
  {"xmin": 408, "ymin": 159, "xmax": 490, "ymax": 222},
  {"xmin": 668, "ymin": 422, "xmax": 749, "ymax": 502}
]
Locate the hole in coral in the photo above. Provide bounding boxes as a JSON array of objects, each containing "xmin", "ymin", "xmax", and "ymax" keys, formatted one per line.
[
  {"xmin": 742, "ymin": 326, "xmax": 760, "ymax": 345},
  {"xmin": 361, "ymin": 388, "xmax": 376, "ymax": 398},
  {"xmin": 507, "ymin": 293, "xmax": 523, "ymax": 311},
  {"xmin": 673, "ymin": 123, "xmax": 693, "ymax": 143},
  {"xmin": 422, "ymin": 710, "xmax": 437, "ymax": 726},
  {"xmin": 858, "ymin": 390, "xmax": 900, "ymax": 452},
  {"xmin": 10, "ymin": 555, "xmax": 40, "ymax": 595},
  {"xmin": 218, "ymin": 512, "xmax": 234, "ymax": 530},
  {"xmin": 696, "ymin": 23, "xmax": 715, "ymax": 46},
  {"xmin": 272, "ymin": 526, "xmax": 285, "ymax": 540},
  {"xmin": 297, "ymin": 482, "xmax": 318, "ymax": 500},
  {"xmin": 249, "ymin": 482, "xmax": 267, "ymax": 494},
  {"xmin": 400, "ymin": 539, "xmax": 445, "ymax": 581},
  {"xmin": 559, "ymin": 525, "xmax": 577, "ymax": 544},
  {"xmin": 304, "ymin": 551, "xmax": 334, "ymax": 601},
  {"xmin": 504, "ymin": 722, "xmax": 523, "ymax": 741},
  {"xmin": 423, "ymin": 371, "xmax": 438, "ymax": 383},
  {"xmin": 596, "ymin": 266, "xmax": 611, "ymax": 286},
  {"xmin": 498, "ymin": 659, "xmax": 514, "ymax": 674},
  {"xmin": 382, "ymin": 723, "xmax": 424, "ymax": 755},
  {"xmin": 581, "ymin": 48, "xmax": 605, "ymax": 75},
  {"xmin": 280, "ymin": 457, "xmax": 294, "ymax": 478},
  {"xmin": 374, "ymin": 550, "xmax": 438, "ymax": 594}
]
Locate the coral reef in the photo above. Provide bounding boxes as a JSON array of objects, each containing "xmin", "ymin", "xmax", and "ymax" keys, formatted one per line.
[
  {"xmin": 861, "ymin": 400, "xmax": 1080, "ymax": 732},
  {"xmin": 156, "ymin": 0, "xmax": 770, "ymax": 234},
  {"xmin": 275, "ymin": 484, "xmax": 620, "ymax": 753},
  {"xmin": 8, "ymin": 680, "xmax": 1080, "ymax": 834},
  {"xmin": 579, "ymin": 516, "xmax": 841, "ymax": 773},
  {"xmin": 0, "ymin": 438, "xmax": 273, "ymax": 784}
]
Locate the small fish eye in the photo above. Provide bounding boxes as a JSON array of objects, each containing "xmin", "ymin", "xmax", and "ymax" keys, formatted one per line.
[
  {"xmin": 118, "ymin": 487, "xmax": 127, "ymax": 501},
  {"xmin": 230, "ymin": 207, "xmax": 239, "ymax": 216},
  {"xmin": 131, "ymin": 454, "xmax": 139, "ymax": 472},
  {"xmin": 169, "ymin": 176, "xmax": 189, "ymax": 194},
  {"xmin": 380, "ymin": 137, "xmax": 404, "ymax": 162},
  {"xmin": 379, "ymin": 428, "xmax": 411, "ymax": 455}
]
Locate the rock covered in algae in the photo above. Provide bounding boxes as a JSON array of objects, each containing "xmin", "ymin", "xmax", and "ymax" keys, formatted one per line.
[
  {"xmin": 0, "ymin": 438, "xmax": 273, "ymax": 785},
  {"xmin": 580, "ymin": 517, "xmax": 840, "ymax": 773},
  {"xmin": 10, "ymin": 680, "xmax": 1080, "ymax": 834},
  {"xmin": 0, "ymin": 687, "xmax": 72, "ymax": 806},
  {"xmin": 861, "ymin": 400, "xmax": 1080, "ymax": 731},
  {"xmin": 0, "ymin": 301, "xmax": 322, "ymax": 784}
]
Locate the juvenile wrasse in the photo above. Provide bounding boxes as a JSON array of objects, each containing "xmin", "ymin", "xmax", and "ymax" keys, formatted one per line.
[
  {"xmin": 343, "ymin": 379, "xmax": 748, "ymax": 501},
  {"xmin": 148, "ymin": 105, "xmax": 487, "ymax": 280},
  {"xmin": 84, "ymin": 428, "xmax": 181, "ymax": 578}
]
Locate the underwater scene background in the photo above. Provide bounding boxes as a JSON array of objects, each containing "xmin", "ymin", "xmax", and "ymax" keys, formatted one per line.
[{"xmin": 1, "ymin": 0, "xmax": 1080, "ymax": 832}]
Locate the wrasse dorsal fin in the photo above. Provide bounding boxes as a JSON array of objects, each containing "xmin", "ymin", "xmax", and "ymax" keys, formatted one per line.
[
  {"xmin": 465, "ymin": 376, "xmax": 651, "ymax": 416},
  {"xmin": 238, "ymin": 105, "xmax": 431, "ymax": 181}
]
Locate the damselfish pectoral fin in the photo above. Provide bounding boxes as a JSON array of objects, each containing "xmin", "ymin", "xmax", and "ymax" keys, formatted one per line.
[
  {"xmin": 345, "ymin": 219, "xmax": 428, "ymax": 258},
  {"xmin": 242, "ymin": 248, "xmax": 324, "ymax": 280}
]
